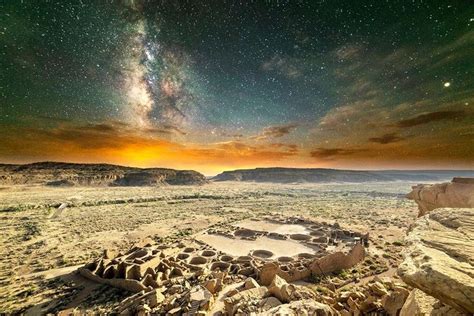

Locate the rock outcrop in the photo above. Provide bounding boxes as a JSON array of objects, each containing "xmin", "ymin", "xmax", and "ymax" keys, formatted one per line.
[
  {"xmin": 0, "ymin": 162, "xmax": 207, "ymax": 186},
  {"xmin": 398, "ymin": 208, "xmax": 474, "ymax": 314},
  {"xmin": 406, "ymin": 177, "xmax": 474, "ymax": 217},
  {"xmin": 213, "ymin": 167, "xmax": 472, "ymax": 183}
]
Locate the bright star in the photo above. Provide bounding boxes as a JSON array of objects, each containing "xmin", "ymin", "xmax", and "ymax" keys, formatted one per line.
[{"xmin": 443, "ymin": 82, "xmax": 451, "ymax": 87}]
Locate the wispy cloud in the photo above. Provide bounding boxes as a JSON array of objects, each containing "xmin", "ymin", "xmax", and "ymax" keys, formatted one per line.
[
  {"xmin": 394, "ymin": 111, "xmax": 465, "ymax": 128},
  {"xmin": 310, "ymin": 148, "xmax": 364, "ymax": 160},
  {"xmin": 261, "ymin": 55, "xmax": 302, "ymax": 79},
  {"xmin": 368, "ymin": 133, "xmax": 405, "ymax": 144},
  {"xmin": 250, "ymin": 123, "xmax": 298, "ymax": 140}
]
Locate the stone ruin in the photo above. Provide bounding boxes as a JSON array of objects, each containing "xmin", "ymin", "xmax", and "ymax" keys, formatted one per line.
[{"xmin": 78, "ymin": 217, "xmax": 369, "ymax": 314}]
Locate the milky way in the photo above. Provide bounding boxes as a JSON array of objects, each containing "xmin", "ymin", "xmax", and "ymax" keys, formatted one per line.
[{"xmin": 0, "ymin": 0, "xmax": 473, "ymax": 173}]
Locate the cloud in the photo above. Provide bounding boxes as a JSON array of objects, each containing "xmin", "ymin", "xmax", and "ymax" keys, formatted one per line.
[
  {"xmin": 335, "ymin": 44, "xmax": 363, "ymax": 60},
  {"xmin": 309, "ymin": 148, "xmax": 363, "ymax": 160},
  {"xmin": 394, "ymin": 111, "xmax": 465, "ymax": 128},
  {"xmin": 0, "ymin": 122, "xmax": 301, "ymax": 174},
  {"xmin": 261, "ymin": 55, "xmax": 302, "ymax": 79},
  {"xmin": 220, "ymin": 132, "xmax": 244, "ymax": 139},
  {"xmin": 144, "ymin": 124, "xmax": 187, "ymax": 136},
  {"xmin": 368, "ymin": 133, "xmax": 404, "ymax": 144},
  {"xmin": 251, "ymin": 123, "xmax": 298, "ymax": 140},
  {"xmin": 269, "ymin": 143, "xmax": 299, "ymax": 153}
]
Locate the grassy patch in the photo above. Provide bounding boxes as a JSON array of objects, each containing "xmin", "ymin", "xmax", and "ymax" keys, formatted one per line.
[{"xmin": 22, "ymin": 222, "xmax": 41, "ymax": 241}]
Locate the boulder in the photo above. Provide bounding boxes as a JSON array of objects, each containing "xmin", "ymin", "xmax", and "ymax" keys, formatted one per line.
[
  {"xmin": 398, "ymin": 208, "xmax": 474, "ymax": 314},
  {"xmin": 381, "ymin": 287, "xmax": 410, "ymax": 316},
  {"xmin": 399, "ymin": 289, "xmax": 437, "ymax": 316},
  {"xmin": 407, "ymin": 178, "xmax": 474, "ymax": 217},
  {"xmin": 204, "ymin": 278, "xmax": 221, "ymax": 294},
  {"xmin": 244, "ymin": 277, "xmax": 260, "ymax": 290},
  {"xmin": 189, "ymin": 286, "xmax": 214, "ymax": 311},
  {"xmin": 258, "ymin": 299, "xmax": 338, "ymax": 315},
  {"xmin": 369, "ymin": 281, "xmax": 389, "ymax": 297},
  {"xmin": 224, "ymin": 286, "xmax": 268, "ymax": 315},
  {"xmin": 268, "ymin": 275, "xmax": 316, "ymax": 303},
  {"xmin": 259, "ymin": 297, "xmax": 282, "ymax": 311}
]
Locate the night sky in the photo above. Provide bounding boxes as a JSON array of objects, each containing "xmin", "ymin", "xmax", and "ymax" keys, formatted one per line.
[{"xmin": 1, "ymin": 0, "xmax": 473, "ymax": 174}]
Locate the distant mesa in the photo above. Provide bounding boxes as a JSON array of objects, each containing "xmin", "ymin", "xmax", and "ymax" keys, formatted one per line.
[
  {"xmin": 0, "ymin": 162, "xmax": 207, "ymax": 186},
  {"xmin": 212, "ymin": 167, "xmax": 474, "ymax": 183}
]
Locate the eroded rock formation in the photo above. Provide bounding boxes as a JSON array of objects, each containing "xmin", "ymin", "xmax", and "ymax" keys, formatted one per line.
[
  {"xmin": 0, "ymin": 162, "xmax": 207, "ymax": 186},
  {"xmin": 213, "ymin": 167, "xmax": 472, "ymax": 183},
  {"xmin": 398, "ymin": 208, "xmax": 474, "ymax": 314},
  {"xmin": 406, "ymin": 177, "xmax": 474, "ymax": 217}
]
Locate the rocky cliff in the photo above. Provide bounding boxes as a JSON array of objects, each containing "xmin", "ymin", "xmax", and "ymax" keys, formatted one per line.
[
  {"xmin": 406, "ymin": 177, "xmax": 474, "ymax": 217},
  {"xmin": 0, "ymin": 162, "xmax": 207, "ymax": 186},
  {"xmin": 212, "ymin": 168, "xmax": 473, "ymax": 183},
  {"xmin": 398, "ymin": 208, "xmax": 474, "ymax": 314}
]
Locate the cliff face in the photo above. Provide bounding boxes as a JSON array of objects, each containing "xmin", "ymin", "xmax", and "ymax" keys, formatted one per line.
[
  {"xmin": 212, "ymin": 168, "xmax": 473, "ymax": 183},
  {"xmin": 406, "ymin": 177, "xmax": 474, "ymax": 217},
  {"xmin": 398, "ymin": 208, "xmax": 474, "ymax": 314},
  {"xmin": 0, "ymin": 162, "xmax": 207, "ymax": 186}
]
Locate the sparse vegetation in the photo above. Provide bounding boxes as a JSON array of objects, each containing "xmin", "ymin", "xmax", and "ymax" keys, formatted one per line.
[{"xmin": 0, "ymin": 182, "xmax": 417, "ymax": 313}]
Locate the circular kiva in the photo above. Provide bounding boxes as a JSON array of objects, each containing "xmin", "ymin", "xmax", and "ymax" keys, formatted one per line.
[
  {"xmin": 235, "ymin": 256, "xmax": 252, "ymax": 262},
  {"xmin": 251, "ymin": 249, "xmax": 274, "ymax": 259},
  {"xmin": 289, "ymin": 234, "xmax": 312, "ymax": 241},
  {"xmin": 310, "ymin": 230, "xmax": 326, "ymax": 237},
  {"xmin": 277, "ymin": 256, "xmax": 294, "ymax": 262},
  {"xmin": 201, "ymin": 250, "xmax": 217, "ymax": 257},
  {"xmin": 189, "ymin": 256, "xmax": 207, "ymax": 265},
  {"xmin": 210, "ymin": 261, "xmax": 230, "ymax": 271},
  {"xmin": 177, "ymin": 253, "xmax": 190, "ymax": 260},
  {"xmin": 234, "ymin": 229, "xmax": 257, "ymax": 238},
  {"xmin": 219, "ymin": 255, "xmax": 234, "ymax": 262},
  {"xmin": 297, "ymin": 253, "xmax": 316, "ymax": 259}
]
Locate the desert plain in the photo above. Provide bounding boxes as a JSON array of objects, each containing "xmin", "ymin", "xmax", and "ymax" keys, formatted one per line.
[{"xmin": 1, "ymin": 181, "xmax": 417, "ymax": 314}]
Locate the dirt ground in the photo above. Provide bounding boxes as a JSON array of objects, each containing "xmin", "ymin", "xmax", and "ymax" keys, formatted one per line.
[{"xmin": 0, "ymin": 181, "xmax": 419, "ymax": 314}]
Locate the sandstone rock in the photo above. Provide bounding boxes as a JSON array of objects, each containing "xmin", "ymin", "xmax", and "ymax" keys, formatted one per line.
[
  {"xmin": 398, "ymin": 208, "xmax": 474, "ymax": 314},
  {"xmin": 147, "ymin": 290, "xmax": 165, "ymax": 308},
  {"xmin": 258, "ymin": 299, "xmax": 338, "ymax": 316},
  {"xmin": 268, "ymin": 275, "xmax": 316, "ymax": 303},
  {"xmin": 407, "ymin": 178, "xmax": 474, "ymax": 216},
  {"xmin": 346, "ymin": 296, "xmax": 359, "ymax": 311},
  {"xmin": 399, "ymin": 289, "xmax": 437, "ymax": 316},
  {"xmin": 0, "ymin": 162, "xmax": 207, "ymax": 186},
  {"xmin": 212, "ymin": 167, "xmax": 466, "ymax": 183},
  {"xmin": 244, "ymin": 277, "xmax": 260, "ymax": 290},
  {"xmin": 189, "ymin": 286, "xmax": 214, "ymax": 311},
  {"xmin": 204, "ymin": 278, "xmax": 220, "ymax": 294},
  {"xmin": 381, "ymin": 287, "xmax": 410, "ymax": 316},
  {"xmin": 224, "ymin": 286, "xmax": 268, "ymax": 315},
  {"xmin": 369, "ymin": 281, "xmax": 389, "ymax": 297},
  {"xmin": 259, "ymin": 297, "xmax": 282, "ymax": 311}
]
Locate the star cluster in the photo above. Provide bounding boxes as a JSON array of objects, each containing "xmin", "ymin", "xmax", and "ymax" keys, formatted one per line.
[{"xmin": 0, "ymin": 0, "xmax": 473, "ymax": 174}]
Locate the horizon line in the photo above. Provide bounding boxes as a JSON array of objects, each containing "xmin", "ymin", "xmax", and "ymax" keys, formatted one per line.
[{"xmin": 1, "ymin": 160, "xmax": 473, "ymax": 177}]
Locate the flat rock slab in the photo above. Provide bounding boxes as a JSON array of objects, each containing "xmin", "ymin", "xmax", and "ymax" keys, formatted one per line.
[{"xmin": 398, "ymin": 208, "xmax": 474, "ymax": 314}]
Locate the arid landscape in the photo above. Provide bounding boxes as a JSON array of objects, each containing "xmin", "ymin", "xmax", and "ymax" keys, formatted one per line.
[
  {"xmin": 1, "ymin": 165, "xmax": 472, "ymax": 315},
  {"xmin": 2, "ymin": 1, "xmax": 474, "ymax": 315}
]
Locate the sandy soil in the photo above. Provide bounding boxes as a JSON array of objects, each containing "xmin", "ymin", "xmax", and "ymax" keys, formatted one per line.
[
  {"xmin": 196, "ymin": 234, "xmax": 316, "ymax": 257},
  {"xmin": 0, "ymin": 181, "xmax": 418, "ymax": 313}
]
